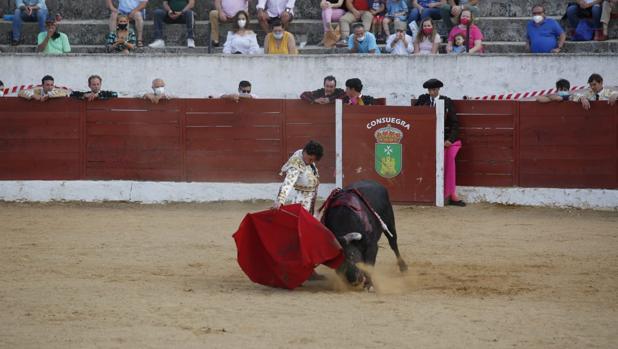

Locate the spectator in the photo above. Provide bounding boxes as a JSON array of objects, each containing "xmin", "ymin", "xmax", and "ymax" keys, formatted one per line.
[
  {"xmin": 370, "ymin": 0, "xmax": 387, "ymax": 42},
  {"xmin": 446, "ymin": 9, "xmax": 483, "ymax": 53},
  {"xmin": 18, "ymin": 75, "xmax": 70, "ymax": 101},
  {"xmin": 385, "ymin": 27, "xmax": 414, "ymax": 54},
  {"xmin": 348, "ymin": 23, "xmax": 381, "ymax": 54},
  {"xmin": 339, "ymin": 0, "xmax": 374, "ymax": 42},
  {"xmin": 264, "ymin": 19, "xmax": 298, "ymax": 54},
  {"xmin": 149, "ymin": 0, "xmax": 195, "ymax": 48},
  {"xmin": 407, "ymin": 0, "xmax": 445, "ymax": 26},
  {"xmin": 300, "ymin": 75, "xmax": 345, "ymax": 104},
  {"xmin": 449, "ymin": 33, "xmax": 465, "ymax": 53},
  {"xmin": 257, "ymin": 0, "xmax": 295, "ymax": 34},
  {"xmin": 11, "ymin": 0, "xmax": 48, "ymax": 46},
  {"xmin": 107, "ymin": 14, "xmax": 136, "ymax": 53},
  {"xmin": 221, "ymin": 80, "xmax": 258, "ymax": 101},
  {"xmin": 209, "ymin": 0, "xmax": 249, "ymax": 47},
  {"xmin": 440, "ymin": 0, "xmax": 479, "ymax": 34},
  {"xmin": 536, "ymin": 79, "xmax": 571, "ymax": 103},
  {"xmin": 343, "ymin": 78, "xmax": 375, "ymax": 105},
  {"xmin": 37, "ymin": 19, "xmax": 71, "ymax": 54},
  {"xmin": 106, "ymin": 0, "xmax": 147, "ymax": 48},
  {"xmin": 143, "ymin": 78, "xmax": 172, "ymax": 104},
  {"xmin": 526, "ymin": 4, "xmax": 565, "ymax": 53},
  {"xmin": 566, "ymin": 1, "xmax": 603, "ymax": 41},
  {"xmin": 572, "ymin": 73, "xmax": 618, "ymax": 110},
  {"xmin": 0, "ymin": 80, "xmax": 4, "ymax": 97},
  {"xmin": 70, "ymin": 75, "xmax": 118, "ymax": 101},
  {"xmin": 320, "ymin": 0, "xmax": 346, "ymax": 43},
  {"xmin": 382, "ymin": 0, "xmax": 408, "ymax": 38},
  {"xmin": 414, "ymin": 78, "xmax": 464, "ymax": 206},
  {"xmin": 222, "ymin": 11, "xmax": 261, "ymax": 54},
  {"xmin": 600, "ymin": 0, "xmax": 618, "ymax": 40},
  {"xmin": 414, "ymin": 18, "xmax": 440, "ymax": 54}
]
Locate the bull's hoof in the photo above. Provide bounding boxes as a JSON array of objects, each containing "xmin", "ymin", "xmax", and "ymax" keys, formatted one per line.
[
  {"xmin": 398, "ymin": 260, "xmax": 409, "ymax": 273},
  {"xmin": 364, "ymin": 285, "xmax": 375, "ymax": 293}
]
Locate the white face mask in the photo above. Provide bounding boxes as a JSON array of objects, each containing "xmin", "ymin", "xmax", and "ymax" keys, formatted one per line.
[
  {"xmin": 0, "ymin": 90, "xmax": 4, "ymax": 97},
  {"xmin": 533, "ymin": 15, "xmax": 543, "ymax": 24},
  {"xmin": 357, "ymin": 35, "xmax": 366, "ymax": 42},
  {"xmin": 273, "ymin": 32, "xmax": 284, "ymax": 40},
  {"xmin": 153, "ymin": 87, "xmax": 165, "ymax": 96},
  {"xmin": 237, "ymin": 19, "xmax": 246, "ymax": 28}
]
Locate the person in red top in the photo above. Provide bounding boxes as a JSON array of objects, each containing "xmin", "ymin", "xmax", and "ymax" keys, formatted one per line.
[
  {"xmin": 446, "ymin": 9, "xmax": 483, "ymax": 53},
  {"xmin": 339, "ymin": 0, "xmax": 373, "ymax": 40}
]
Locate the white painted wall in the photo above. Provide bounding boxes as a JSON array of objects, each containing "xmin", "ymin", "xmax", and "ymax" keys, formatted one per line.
[
  {"xmin": 1, "ymin": 181, "xmax": 616, "ymax": 210},
  {"xmin": 1, "ymin": 53, "xmax": 616, "ymax": 105}
]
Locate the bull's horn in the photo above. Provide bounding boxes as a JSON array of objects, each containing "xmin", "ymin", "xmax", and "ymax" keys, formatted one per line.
[{"xmin": 343, "ymin": 232, "xmax": 362, "ymax": 243}]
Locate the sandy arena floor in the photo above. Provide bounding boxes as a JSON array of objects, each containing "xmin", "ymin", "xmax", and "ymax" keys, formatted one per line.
[{"xmin": 0, "ymin": 201, "xmax": 616, "ymax": 349}]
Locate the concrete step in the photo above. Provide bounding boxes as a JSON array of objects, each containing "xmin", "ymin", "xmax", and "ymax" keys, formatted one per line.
[
  {"xmin": 2, "ymin": 17, "xmax": 617, "ymax": 48},
  {"xmin": 3, "ymin": 40, "xmax": 617, "ymax": 55},
  {"xmin": 2, "ymin": 0, "xmax": 579, "ymax": 20}
]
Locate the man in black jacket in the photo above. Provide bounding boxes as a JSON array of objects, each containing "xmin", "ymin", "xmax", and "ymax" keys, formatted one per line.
[
  {"xmin": 70, "ymin": 75, "xmax": 118, "ymax": 101},
  {"xmin": 415, "ymin": 78, "xmax": 465, "ymax": 206},
  {"xmin": 300, "ymin": 75, "xmax": 345, "ymax": 104}
]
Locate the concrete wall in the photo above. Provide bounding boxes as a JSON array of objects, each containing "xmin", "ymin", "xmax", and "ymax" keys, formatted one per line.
[{"xmin": 1, "ymin": 53, "xmax": 617, "ymax": 105}]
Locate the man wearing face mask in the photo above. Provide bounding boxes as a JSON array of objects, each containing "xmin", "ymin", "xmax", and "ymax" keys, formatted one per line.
[
  {"xmin": 536, "ymin": 79, "xmax": 572, "ymax": 103},
  {"xmin": 526, "ymin": 5, "xmax": 565, "ymax": 54},
  {"xmin": 348, "ymin": 23, "xmax": 381, "ymax": 54},
  {"xmin": 37, "ymin": 19, "xmax": 71, "ymax": 54},
  {"xmin": 18, "ymin": 75, "xmax": 70, "ymax": 101},
  {"xmin": 143, "ymin": 78, "xmax": 173, "ymax": 104}
]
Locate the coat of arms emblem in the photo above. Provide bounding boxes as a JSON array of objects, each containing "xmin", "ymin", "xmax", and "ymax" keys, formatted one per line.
[{"xmin": 374, "ymin": 124, "xmax": 403, "ymax": 178}]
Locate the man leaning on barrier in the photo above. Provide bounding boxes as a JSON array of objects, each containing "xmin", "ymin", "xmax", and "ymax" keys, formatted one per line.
[
  {"xmin": 143, "ymin": 78, "xmax": 173, "ymax": 104},
  {"xmin": 300, "ymin": 75, "xmax": 345, "ymax": 104},
  {"xmin": 18, "ymin": 75, "xmax": 70, "ymax": 102},
  {"xmin": 571, "ymin": 73, "xmax": 618, "ymax": 111},
  {"xmin": 71, "ymin": 75, "xmax": 118, "ymax": 101}
]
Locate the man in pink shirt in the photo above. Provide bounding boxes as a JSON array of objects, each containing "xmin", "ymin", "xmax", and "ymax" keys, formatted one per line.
[
  {"xmin": 257, "ymin": 0, "xmax": 296, "ymax": 33},
  {"xmin": 209, "ymin": 0, "xmax": 249, "ymax": 46}
]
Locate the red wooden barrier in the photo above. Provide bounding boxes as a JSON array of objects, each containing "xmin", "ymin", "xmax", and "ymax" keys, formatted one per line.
[
  {"xmin": 0, "ymin": 98, "xmax": 82, "ymax": 180},
  {"xmin": 453, "ymin": 100, "xmax": 518, "ymax": 187},
  {"xmin": 343, "ymin": 105, "xmax": 436, "ymax": 204},
  {"xmin": 1, "ymin": 98, "xmax": 616, "ymax": 192},
  {"xmin": 518, "ymin": 102, "xmax": 617, "ymax": 189}
]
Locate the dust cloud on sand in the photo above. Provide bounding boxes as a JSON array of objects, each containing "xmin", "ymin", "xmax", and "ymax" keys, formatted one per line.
[{"xmin": 1, "ymin": 201, "xmax": 616, "ymax": 348}]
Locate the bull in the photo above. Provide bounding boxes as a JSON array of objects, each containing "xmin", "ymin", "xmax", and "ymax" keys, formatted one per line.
[{"xmin": 320, "ymin": 180, "xmax": 408, "ymax": 289}]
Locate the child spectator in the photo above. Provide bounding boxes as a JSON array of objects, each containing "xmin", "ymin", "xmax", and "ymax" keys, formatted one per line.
[
  {"xmin": 414, "ymin": 18, "xmax": 440, "ymax": 54},
  {"xmin": 536, "ymin": 79, "xmax": 571, "ymax": 103},
  {"xmin": 450, "ymin": 33, "xmax": 465, "ymax": 53},
  {"xmin": 383, "ymin": 0, "xmax": 408, "ymax": 38}
]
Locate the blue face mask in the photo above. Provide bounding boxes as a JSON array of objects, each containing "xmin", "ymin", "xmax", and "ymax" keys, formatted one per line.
[{"xmin": 557, "ymin": 91, "xmax": 569, "ymax": 97}]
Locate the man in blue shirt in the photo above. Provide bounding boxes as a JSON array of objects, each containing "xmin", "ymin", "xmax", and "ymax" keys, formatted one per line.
[
  {"xmin": 526, "ymin": 4, "xmax": 565, "ymax": 53},
  {"xmin": 11, "ymin": 0, "xmax": 48, "ymax": 45},
  {"xmin": 348, "ymin": 23, "xmax": 381, "ymax": 54}
]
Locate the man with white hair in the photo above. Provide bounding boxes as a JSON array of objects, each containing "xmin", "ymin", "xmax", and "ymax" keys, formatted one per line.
[{"xmin": 143, "ymin": 78, "xmax": 173, "ymax": 103}]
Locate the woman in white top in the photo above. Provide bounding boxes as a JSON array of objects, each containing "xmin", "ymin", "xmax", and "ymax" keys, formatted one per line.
[
  {"xmin": 414, "ymin": 18, "xmax": 441, "ymax": 55},
  {"xmin": 222, "ymin": 11, "xmax": 260, "ymax": 54}
]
